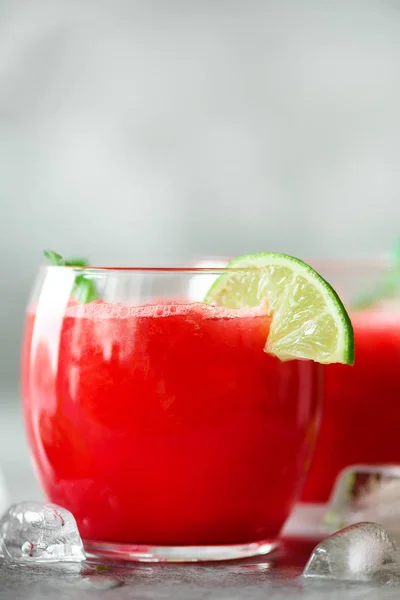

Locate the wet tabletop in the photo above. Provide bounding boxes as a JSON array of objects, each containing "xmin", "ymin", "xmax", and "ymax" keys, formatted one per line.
[
  {"xmin": 0, "ymin": 391, "xmax": 398, "ymax": 599},
  {"xmin": 1, "ymin": 539, "xmax": 399, "ymax": 600}
]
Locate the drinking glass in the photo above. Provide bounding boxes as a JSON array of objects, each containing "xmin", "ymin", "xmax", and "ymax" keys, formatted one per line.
[
  {"xmin": 22, "ymin": 264, "xmax": 322, "ymax": 561},
  {"xmin": 301, "ymin": 259, "xmax": 400, "ymax": 503}
]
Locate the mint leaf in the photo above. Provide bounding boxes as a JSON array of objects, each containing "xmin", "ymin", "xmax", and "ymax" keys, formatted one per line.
[
  {"xmin": 65, "ymin": 257, "xmax": 89, "ymax": 267},
  {"xmin": 43, "ymin": 249, "xmax": 98, "ymax": 304},
  {"xmin": 394, "ymin": 239, "xmax": 400, "ymax": 261},
  {"xmin": 352, "ymin": 291, "xmax": 380, "ymax": 310},
  {"xmin": 72, "ymin": 275, "xmax": 99, "ymax": 303},
  {"xmin": 353, "ymin": 240, "xmax": 400, "ymax": 309},
  {"xmin": 43, "ymin": 249, "xmax": 66, "ymax": 266}
]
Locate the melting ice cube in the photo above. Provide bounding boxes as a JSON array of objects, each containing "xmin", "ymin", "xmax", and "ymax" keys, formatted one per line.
[
  {"xmin": 0, "ymin": 502, "xmax": 86, "ymax": 563},
  {"xmin": 324, "ymin": 465, "xmax": 400, "ymax": 540},
  {"xmin": 303, "ymin": 522, "xmax": 399, "ymax": 583}
]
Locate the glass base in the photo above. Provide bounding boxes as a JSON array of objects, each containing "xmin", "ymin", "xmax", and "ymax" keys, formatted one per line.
[{"xmin": 84, "ymin": 539, "xmax": 278, "ymax": 562}]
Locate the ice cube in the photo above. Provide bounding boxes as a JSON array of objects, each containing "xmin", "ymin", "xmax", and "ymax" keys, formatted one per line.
[
  {"xmin": 0, "ymin": 502, "xmax": 86, "ymax": 563},
  {"xmin": 324, "ymin": 465, "xmax": 400, "ymax": 540},
  {"xmin": 303, "ymin": 522, "xmax": 399, "ymax": 582}
]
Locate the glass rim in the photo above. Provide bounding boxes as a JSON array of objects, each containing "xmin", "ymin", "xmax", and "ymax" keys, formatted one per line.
[
  {"xmin": 43, "ymin": 265, "xmax": 238, "ymax": 274},
  {"xmin": 41, "ymin": 257, "xmax": 395, "ymax": 274}
]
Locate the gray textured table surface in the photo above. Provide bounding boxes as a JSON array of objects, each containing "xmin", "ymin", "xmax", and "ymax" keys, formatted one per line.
[
  {"xmin": 0, "ymin": 391, "xmax": 398, "ymax": 599},
  {"xmin": 2, "ymin": 540, "xmax": 400, "ymax": 600}
]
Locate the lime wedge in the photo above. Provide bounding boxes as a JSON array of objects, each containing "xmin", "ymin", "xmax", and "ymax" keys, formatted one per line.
[{"xmin": 204, "ymin": 253, "xmax": 354, "ymax": 364}]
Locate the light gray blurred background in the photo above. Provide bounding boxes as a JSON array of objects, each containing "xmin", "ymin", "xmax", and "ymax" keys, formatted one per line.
[{"xmin": 1, "ymin": 0, "xmax": 400, "ymax": 501}]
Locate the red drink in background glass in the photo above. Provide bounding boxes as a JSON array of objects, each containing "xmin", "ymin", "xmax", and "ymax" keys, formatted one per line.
[
  {"xmin": 21, "ymin": 266, "xmax": 322, "ymax": 560},
  {"xmin": 301, "ymin": 308, "xmax": 400, "ymax": 503}
]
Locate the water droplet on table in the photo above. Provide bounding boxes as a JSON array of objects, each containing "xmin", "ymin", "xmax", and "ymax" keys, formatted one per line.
[{"xmin": 80, "ymin": 575, "xmax": 123, "ymax": 590}]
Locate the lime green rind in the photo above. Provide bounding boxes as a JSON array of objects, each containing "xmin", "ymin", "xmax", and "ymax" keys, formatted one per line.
[{"xmin": 204, "ymin": 252, "xmax": 354, "ymax": 365}]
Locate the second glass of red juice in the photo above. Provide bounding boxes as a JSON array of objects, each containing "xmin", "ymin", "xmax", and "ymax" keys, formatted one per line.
[
  {"xmin": 301, "ymin": 260, "xmax": 400, "ymax": 504},
  {"xmin": 22, "ymin": 265, "xmax": 323, "ymax": 561}
]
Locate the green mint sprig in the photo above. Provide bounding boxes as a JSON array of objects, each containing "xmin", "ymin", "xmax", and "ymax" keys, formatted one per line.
[
  {"xmin": 353, "ymin": 240, "xmax": 400, "ymax": 309},
  {"xmin": 44, "ymin": 249, "xmax": 99, "ymax": 304}
]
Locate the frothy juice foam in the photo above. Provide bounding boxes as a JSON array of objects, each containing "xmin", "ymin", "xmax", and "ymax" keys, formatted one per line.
[{"xmin": 22, "ymin": 300, "xmax": 321, "ymax": 546}]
